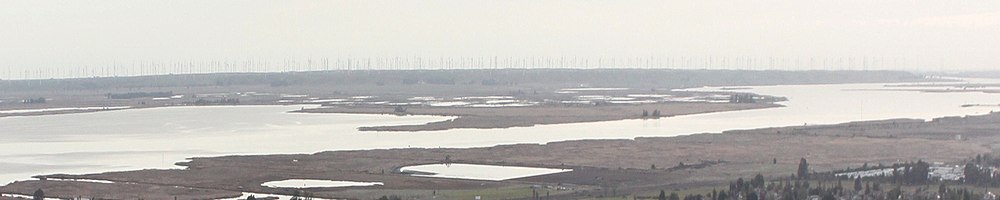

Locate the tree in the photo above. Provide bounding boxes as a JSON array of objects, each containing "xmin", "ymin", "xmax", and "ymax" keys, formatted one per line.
[
  {"xmin": 377, "ymin": 195, "xmax": 401, "ymax": 200},
  {"xmin": 746, "ymin": 192, "xmax": 759, "ymax": 200},
  {"xmin": 716, "ymin": 190, "xmax": 728, "ymax": 200},
  {"xmin": 659, "ymin": 190, "xmax": 667, "ymax": 200},
  {"xmin": 32, "ymin": 189, "xmax": 44, "ymax": 200},
  {"xmin": 821, "ymin": 193, "xmax": 836, "ymax": 200},
  {"xmin": 736, "ymin": 178, "xmax": 745, "ymax": 193},
  {"xmin": 864, "ymin": 182, "xmax": 870, "ymax": 195},
  {"xmin": 801, "ymin": 181, "xmax": 811, "ymax": 200},
  {"xmin": 854, "ymin": 178, "xmax": 863, "ymax": 192},
  {"xmin": 962, "ymin": 163, "xmax": 990, "ymax": 185},
  {"xmin": 651, "ymin": 164, "xmax": 657, "ymax": 169},
  {"xmin": 643, "ymin": 110, "xmax": 649, "ymax": 117},
  {"xmin": 781, "ymin": 184, "xmax": 794, "ymax": 200},
  {"xmin": 652, "ymin": 109, "xmax": 661, "ymax": 117},
  {"xmin": 907, "ymin": 160, "xmax": 930, "ymax": 184},
  {"xmin": 887, "ymin": 185, "xmax": 902, "ymax": 200},
  {"xmin": 751, "ymin": 174, "xmax": 766, "ymax": 189},
  {"xmin": 797, "ymin": 158, "xmax": 809, "ymax": 179},
  {"xmin": 669, "ymin": 192, "xmax": 680, "ymax": 200},
  {"xmin": 290, "ymin": 190, "xmax": 301, "ymax": 200},
  {"xmin": 247, "ymin": 195, "xmax": 257, "ymax": 200}
]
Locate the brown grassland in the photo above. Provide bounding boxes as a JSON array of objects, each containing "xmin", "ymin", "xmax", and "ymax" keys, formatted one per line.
[{"xmin": 4, "ymin": 113, "xmax": 998, "ymax": 199}]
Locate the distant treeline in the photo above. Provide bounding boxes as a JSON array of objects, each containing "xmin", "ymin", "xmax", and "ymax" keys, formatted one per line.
[
  {"xmin": 655, "ymin": 158, "xmax": 993, "ymax": 200},
  {"xmin": 0, "ymin": 69, "xmax": 926, "ymax": 91}
]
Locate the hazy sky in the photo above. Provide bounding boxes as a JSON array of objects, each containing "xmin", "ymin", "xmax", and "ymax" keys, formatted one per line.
[{"xmin": 1, "ymin": 0, "xmax": 998, "ymax": 78}]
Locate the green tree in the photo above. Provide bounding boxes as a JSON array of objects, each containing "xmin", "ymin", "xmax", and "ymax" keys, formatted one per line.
[
  {"xmin": 821, "ymin": 193, "xmax": 836, "ymax": 200},
  {"xmin": 659, "ymin": 190, "xmax": 667, "ymax": 200},
  {"xmin": 887, "ymin": 185, "xmax": 902, "ymax": 200},
  {"xmin": 898, "ymin": 160, "xmax": 931, "ymax": 184},
  {"xmin": 669, "ymin": 192, "xmax": 680, "ymax": 200},
  {"xmin": 377, "ymin": 195, "xmax": 401, "ymax": 200},
  {"xmin": 797, "ymin": 158, "xmax": 809, "ymax": 179},
  {"xmin": 32, "ymin": 189, "xmax": 44, "ymax": 200},
  {"xmin": 716, "ymin": 191, "xmax": 728, "ymax": 200},
  {"xmin": 247, "ymin": 195, "xmax": 257, "ymax": 200},
  {"xmin": 854, "ymin": 178, "xmax": 863, "ymax": 192},
  {"xmin": 751, "ymin": 174, "xmax": 766, "ymax": 189}
]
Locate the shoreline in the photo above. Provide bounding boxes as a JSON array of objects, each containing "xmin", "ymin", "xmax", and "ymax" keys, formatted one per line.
[
  {"xmin": 297, "ymin": 102, "xmax": 782, "ymax": 132},
  {"xmin": 0, "ymin": 103, "xmax": 315, "ymax": 118},
  {"xmin": 0, "ymin": 106, "xmax": 140, "ymax": 118},
  {"xmin": 5, "ymin": 112, "xmax": 997, "ymax": 199},
  {"xmin": 0, "ymin": 70, "xmax": 972, "ymax": 197},
  {"xmin": 0, "ymin": 73, "xmax": 952, "ymax": 120}
]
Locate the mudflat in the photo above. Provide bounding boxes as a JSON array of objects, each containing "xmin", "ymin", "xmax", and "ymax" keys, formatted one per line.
[
  {"xmin": 7, "ymin": 113, "xmax": 997, "ymax": 199},
  {"xmin": 300, "ymin": 103, "xmax": 780, "ymax": 131}
]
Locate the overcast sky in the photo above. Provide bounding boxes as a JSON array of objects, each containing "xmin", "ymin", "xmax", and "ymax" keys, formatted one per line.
[{"xmin": 1, "ymin": 0, "xmax": 998, "ymax": 78}]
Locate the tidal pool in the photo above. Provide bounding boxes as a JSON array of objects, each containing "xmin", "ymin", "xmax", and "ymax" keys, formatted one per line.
[
  {"xmin": 2, "ymin": 79, "xmax": 1000, "ymax": 184},
  {"xmin": 399, "ymin": 163, "xmax": 572, "ymax": 181},
  {"xmin": 261, "ymin": 179, "xmax": 383, "ymax": 188},
  {"xmin": 220, "ymin": 192, "xmax": 335, "ymax": 200}
]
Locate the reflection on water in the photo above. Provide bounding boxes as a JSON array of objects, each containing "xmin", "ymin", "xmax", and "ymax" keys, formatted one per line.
[
  {"xmin": 1, "ymin": 80, "xmax": 1000, "ymax": 184},
  {"xmin": 261, "ymin": 179, "xmax": 383, "ymax": 188},
  {"xmin": 400, "ymin": 163, "xmax": 572, "ymax": 181}
]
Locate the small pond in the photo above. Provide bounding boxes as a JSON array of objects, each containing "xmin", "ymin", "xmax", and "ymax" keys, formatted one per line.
[
  {"xmin": 261, "ymin": 179, "xmax": 383, "ymax": 188},
  {"xmin": 399, "ymin": 163, "xmax": 572, "ymax": 181}
]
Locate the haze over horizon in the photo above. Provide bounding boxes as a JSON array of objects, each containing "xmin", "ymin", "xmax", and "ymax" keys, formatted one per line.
[{"xmin": 2, "ymin": 0, "xmax": 998, "ymax": 79}]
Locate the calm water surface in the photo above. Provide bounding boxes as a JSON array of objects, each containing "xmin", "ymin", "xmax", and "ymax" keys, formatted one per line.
[
  {"xmin": 399, "ymin": 163, "xmax": 572, "ymax": 181},
  {"xmin": 1, "ymin": 80, "xmax": 999, "ymax": 184},
  {"xmin": 260, "ymin": 179, "xmax": 383, "ymax": 188}
]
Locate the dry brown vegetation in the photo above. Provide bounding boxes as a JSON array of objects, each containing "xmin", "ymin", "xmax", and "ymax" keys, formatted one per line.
[
  {"xmin": 301, "ymin": 103, "xmax": 779, "ymax": 131},
  {"xmin": 1, "ymin": 180, "xmax": 241, "ymax": 200},
  {"xmin": 0, "ymin": 70, "xmax": 954, "ymax": 199},
  {"xmin": 7, "ymin": 113, "xmax": 999, "ymax": 199}
]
